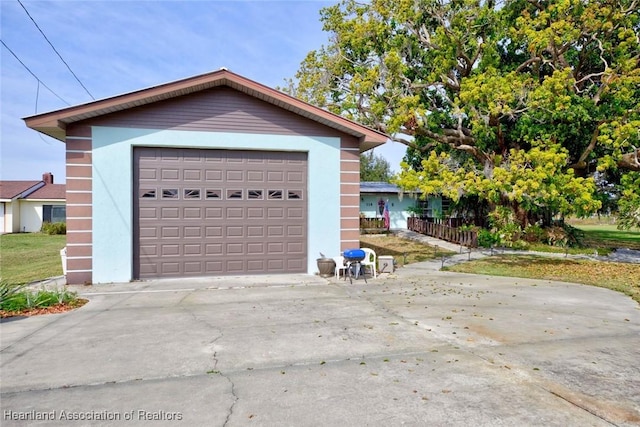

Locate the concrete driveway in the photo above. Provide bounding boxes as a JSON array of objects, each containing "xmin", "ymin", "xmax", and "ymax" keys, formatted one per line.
[{"xmin": 1, "ymin": 263, "xmax": 639, "ymax": 426}]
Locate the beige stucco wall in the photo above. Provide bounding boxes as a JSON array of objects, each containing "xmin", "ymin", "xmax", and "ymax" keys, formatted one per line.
[{"xmin": 18, "ymin": 200, "xmax": 65, "ymax": 233}]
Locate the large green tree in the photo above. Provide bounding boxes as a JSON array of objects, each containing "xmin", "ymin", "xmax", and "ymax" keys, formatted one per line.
[
  {"xmin": 289, "ymin": 0, "xmax": 640, "ymax": 227},
  {"xmin": 361, "ymin": 151, "xmax": 392, "ymax": 181}
]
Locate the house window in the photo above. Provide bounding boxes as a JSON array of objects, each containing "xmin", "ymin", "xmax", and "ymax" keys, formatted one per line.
[{"xmin": 43, "ymin": 205, "xmax": 66, "ymax": 223}]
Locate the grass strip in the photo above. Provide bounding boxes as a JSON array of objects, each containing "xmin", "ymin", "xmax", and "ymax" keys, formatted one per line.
[{"xmin": 444, "ymin": 255, "xmax": 640, "ymax": 304}]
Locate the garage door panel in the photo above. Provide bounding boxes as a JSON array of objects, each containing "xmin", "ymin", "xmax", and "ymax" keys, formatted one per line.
[
  {"xmin": 184, "ymin": 226, "xmax": 202, "ymax": 238},
  {"xmin": 183, "ymin": 207, "xmax": 202, "ymax": 219},
  {"xmin": 161, "ymin": 207, "xmax": 180, "ymax": 219},
  {"xmin": 139, "ymin": 244, "xmax": 157, "ymax": 256},
  {"xmin": 184, "ymin": 262, "xmax": 203, "ymax": 274},
  {"xmin": 134, "ymin": 147, "xmax": 307, "ymax": 278},
  {"xmin": 183, "ymin": 169, "xmax": 201, "ymax": 181},
  {"xmin": 206, "ymin": 261, "xmax": 223, "ymax": 272},
  {"xmin": 267, "ymin": 207, "xmax": 284, "ymax": 219},
  {"xmin": 287, "ymin": 171, "xmax": 304, "ymax": 183},
  {"xmin": 247, "ymin": 207, "xmax": 264, "ymax": 219},
  {"xmin": 205, "ymin": 207, "xmax": 223, "ymax": 218},
  {"xmin": 267, "ymin": 259, "xmax": 284, "ymax": 270},
  {"xmin": 161, "ymin": 169, "xmax": 180, "ymax": 180},
  {"xmin": 205, "ymin": 226, "xmax": 223, "ymax": 237},
  {"xmin": 226, "ymin": 207, "xmax": 244, "ymax": 218},
  {"xmin": 247, "ymin": 226, "xmax": 264, "ymax": 237},
  {"xmin": 139, "ymin": 263, "xmax": 157, "ymax": 275},
  {"xmin": 287, "ymin": 207, "xmax": 304, "ymax": 218},
  {"xmin": 184, "ymin": 244, "xmax": 202, "ymax": 255},
  {"xmin": 247, "ymin": 170, "xmax": 264, "ymax": 181},
  {"xmin": 267, "ymin": 171, "xmax": 284, "ymax": 182},
  {"xmin": 226, "ymin": 260, "xmax": 244, "ymax": 272},
  {"xmin": 226, "ymin": 243, "xmax": 244, "ymax": 254},
  {"xmin": 139, "ymin": 207, "xmax": 157, "ymax": 219},
  {"xmin": 287, "ymin": 259, "xmax": 305, "ymax": 270},
  {"xmin": 247, "ymin": 242, "xmax": 265, "ymax": 255},
  {"xmin": 139, "ymin": 169, "xmax": 157, "ymax": 180},
  {"xmin": 139, "ymin": 227, "xmax": 157, "ymax": 238},
  {"xmin": 287, "ymin": 242, "xmax": 304, "ymax": 254},
  {"xmin": 161, "ymin": 226, "xmax": 180, "ymax": 238},
  {"xmin": 247, "ymin": 261, "xmax": 265, "ymax": 273},
  {"xmin": 226, "ymin": 226, "xmax": 244, "ymax": 237},
  {"xmin": 206, "ymin": 243, "xmax": 223, "ymax": 255},
  {"xmin": 206, "ymin": 170, "xmax": 223, "ymax": 181},
  {"xmin": 267, "ymin": 226, "xmax": 284, "ymax": 237},
  {"xmin": 287, "ymin": 225, "xmax": 304, "ymax": 236},
  {"xmin": 162, "ymin": 262, "xmax": 180, "ymax": 274}
]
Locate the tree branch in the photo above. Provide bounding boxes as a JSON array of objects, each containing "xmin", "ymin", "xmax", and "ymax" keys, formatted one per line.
[
  {"xmin": 618, "ymin": 146, "xmax": 640, "ymax": 171},
  {"xmin": 568, "ymin": 124, "xmax": 602, "ymax": 171}
]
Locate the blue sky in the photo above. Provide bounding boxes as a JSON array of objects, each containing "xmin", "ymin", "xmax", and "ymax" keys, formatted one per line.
[{"xmin": 0, "ymin": 0, "xmax": 406, "ymax": 183}]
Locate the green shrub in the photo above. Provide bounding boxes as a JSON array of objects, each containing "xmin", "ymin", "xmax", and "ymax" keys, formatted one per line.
[
  {"xmin": 0, "ymin": 284, "xmax": 79, "ymax": 313},
  {"xmin": 0, "ymin": 281, "xmax": 30, "ymax": 306},
  {"xmin": 41, "ymin": 222, "xmax": 66, "ymax": 235},
  {"xmin": 544, "ymin": 224, "xmax": 585, "ymax": 247},
  {"xmin": 477, "ymin": 229, "xmax": 499, "ymax": 247},
  {"xmin": 523, "ymin": 224, "xmax": 546, "ymax": 243}
]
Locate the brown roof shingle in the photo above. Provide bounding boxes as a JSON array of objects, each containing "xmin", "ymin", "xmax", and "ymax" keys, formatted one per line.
[
  {"xmin": 0, "ymin": 181, "xmax": 41, "ymax": 199},
  {"xmin": 25, "ymin": 184, "xmax": 66, "ymax": 200}
]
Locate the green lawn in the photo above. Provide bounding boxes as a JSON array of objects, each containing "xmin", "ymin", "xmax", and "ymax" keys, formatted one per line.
[
  {"xmin": 0, "ymin": 233, "xmax": 66, "ymax": 284},
  {"xmin": 445, "ymin": 255, "xmax": 640, "ymax": 304},
  {"xmin": 574, "ymin": 224, "xmax": 640, "ymax": 250}
]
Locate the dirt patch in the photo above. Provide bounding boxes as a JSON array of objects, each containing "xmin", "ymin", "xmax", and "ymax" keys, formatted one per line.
[{"xmin": 360, "ymin": 234, "xmax": 452, "ymax": 266}]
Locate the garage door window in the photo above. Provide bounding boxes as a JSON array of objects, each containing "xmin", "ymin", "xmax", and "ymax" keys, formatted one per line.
[
  {"xmin": 227, "ymin": 189, "xmax": 243, "ymax": 199},
  {"xmin": 268, "ymin": 190, "xmax": 283, "ymax": 200},
  {"xmin": 248, "ymin": 190, "xmax": 263, "ymax": 200},
  {"xmin": 184, "ymin": 189, "xmax": 200, "ymax": 199},
  {"xmin": 141, "ymin": 189, "xmax": 156, "ymax": 199},
  {"xmin": 162, "ymin": 189, "xmax": 178, "ymax": 199},
  {"xmin": 287, "ymin": 190, "xmax": 303, "ymax": 200},
  {"xmin": 206, "ymin": 189, "xmax": 222, "ymax": 199}
]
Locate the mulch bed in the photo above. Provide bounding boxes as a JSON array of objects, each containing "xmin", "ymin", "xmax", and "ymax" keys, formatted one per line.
[{"xmin": 0, "ymin": 299, "xmax": 88, "ymax": 318}]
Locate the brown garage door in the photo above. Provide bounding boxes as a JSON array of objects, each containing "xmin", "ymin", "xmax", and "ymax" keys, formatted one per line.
[{"xmin": 133, "ymin": 147, "xmax": 307, "ymax": 278}]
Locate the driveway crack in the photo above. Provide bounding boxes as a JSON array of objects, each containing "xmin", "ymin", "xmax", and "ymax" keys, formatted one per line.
[{"xmin": 179, "ymin": 301, "xmax": 238, "ymax": 427}]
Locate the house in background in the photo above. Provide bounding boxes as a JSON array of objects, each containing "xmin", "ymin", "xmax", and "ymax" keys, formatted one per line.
[
  {"xmin": 24, "ymin": 69, "xmax": 388, "ymax": 285},
  {"xmin": 359, "ymin": 182, "xmax": 444, "ymax": 229},
  {"xmin": 0, "ymin": 173, "xmax": 66, "ymax": 233}
]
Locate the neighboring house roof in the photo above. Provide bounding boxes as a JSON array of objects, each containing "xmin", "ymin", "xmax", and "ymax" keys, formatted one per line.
[
  {"xmin": 0, "ymin": 173, "xmax": 65, "ymax": 202},
  {"xmin": 360, "ymin": 182, "xmax": 421, "ymax": 194},
  {"xmin": 24, "ymin": 184, "xmax": 66, "ymax": 200},
  {"xmin": 0, "ymin": 181, "xmax": 42, "ymax": 200},
  {"xmin": 23, "ymin": 68, "xmax": 389, "ymax": 151}
]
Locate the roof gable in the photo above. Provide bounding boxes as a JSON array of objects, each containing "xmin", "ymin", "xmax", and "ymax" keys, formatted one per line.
[{"xmin": 23, "ymin": 69, "xmax": 388, "ymax": 151}]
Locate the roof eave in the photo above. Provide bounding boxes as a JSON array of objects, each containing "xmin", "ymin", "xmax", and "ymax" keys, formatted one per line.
[{"xmin": 23, "ymin": 69, "xmax": 389, "ymax": 146}]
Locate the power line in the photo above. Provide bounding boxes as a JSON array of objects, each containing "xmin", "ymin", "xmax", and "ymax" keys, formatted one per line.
[
  {"xmin": 1, "ymin": 39, "xmax": 71, "ymax": 106},
  {"xmin": 17, "ymin": 0, "xmax": 95, "ymax": 100}
]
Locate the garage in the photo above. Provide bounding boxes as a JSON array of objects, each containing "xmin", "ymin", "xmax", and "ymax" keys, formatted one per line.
[
  {"xmin": 134, "ymin": 147, "xmax": 307, "ymax": 278},
  {"xmin": 24, "ymin": 69, "xmax": 388, "ymax": 285}
]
